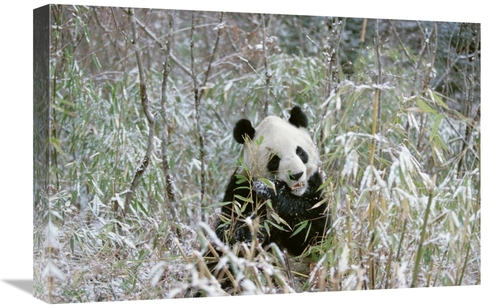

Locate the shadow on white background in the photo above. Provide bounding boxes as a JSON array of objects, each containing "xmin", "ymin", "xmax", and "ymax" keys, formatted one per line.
[{"xmin": 2, "ymin": 280, "xmax": 32, "ymax": 294}]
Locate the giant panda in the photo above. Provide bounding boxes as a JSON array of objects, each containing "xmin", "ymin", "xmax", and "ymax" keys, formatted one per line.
[{"xmin": 215, "ymin": 106, "xmax": 330, "ymax": 256}]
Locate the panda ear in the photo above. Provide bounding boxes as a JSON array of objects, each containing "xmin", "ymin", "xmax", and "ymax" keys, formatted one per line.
[
  {"xmin": 233, "ymin": 119, "xmax": 256, "ymax": 144},
  {"xmin": 289, "ymin": 106, "xmax": 308, "ymax": 128}
]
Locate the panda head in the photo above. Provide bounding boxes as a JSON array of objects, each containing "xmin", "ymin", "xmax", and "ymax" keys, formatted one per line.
[{"xmin": 233, "ymin": 106, "xmax": 320, "ymax": 196}]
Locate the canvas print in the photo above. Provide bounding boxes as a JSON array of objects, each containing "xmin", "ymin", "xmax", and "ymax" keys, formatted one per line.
[{"xmin": 33, "ymin": 4, "xmax": 480, "ymax": 304}]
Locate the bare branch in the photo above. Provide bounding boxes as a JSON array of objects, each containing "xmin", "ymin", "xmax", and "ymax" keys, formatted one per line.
[
  {"xmin": 413, "ymin": 22, "xmax": 436, "ymax": 94},
  {"xmin": 202, "ymin": 12, "xmax": 225, "ymax": 87},
  {"xmin": 261, "ymin": 13, "xmax": 271, "ymax": 116},
  {"xmin": 319, "ymin": 17, "xmax": 345, "ymax": 154},
  {"xmin": 388, "ymin": 20, "xmax": 416, "ymax": 67},
  {"xmin": 158, "ymin": 12, "xmax": 182, "ymax": 227},
  {"xmin": 123, "ymin": 7, "xmax": 156, "ymax": 215},
  {"xmin": 190, "ymin": 12, "xmax": 206, "ymax": 224},
  {"xmin": 133, "ymin": 15, "xmax": 192, "ymax": 76}
]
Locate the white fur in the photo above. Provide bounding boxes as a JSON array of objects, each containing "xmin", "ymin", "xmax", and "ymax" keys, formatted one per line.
[{"xmin": 242, "ymin": 115, "xmax": 319, "ymax": 196}]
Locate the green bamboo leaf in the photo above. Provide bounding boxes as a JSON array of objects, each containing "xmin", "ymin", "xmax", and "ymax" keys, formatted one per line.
[
  {"xmin": 92, "ymin": 53, "xmax": 102, "ymax": 70},
  {"xmin": 429, "ymin": 89, "xmax": 449, "ymax": 110},
  {"xmin": 416, "ymin": 98, "xmax": 437, "ymax": 115},
  {"xmin": 234, "ymin": 194, "xmax": 253, "ymax": 204},
  {"xmin": 54, "ymin": 98, "xmax": 77, "ymax": 108},
  {"xmin": 453, "ymin": 109, "xmax": 473, "ymax": 125},
  {"xmin": 257, "ymin": 177, "xmax": 276, "ymax": 195},
  {"xmin": 270, "ymin": 212, "xmax": 291, "ymax": 230},
  {"xmin": 49, "ymin": 137, "xmax": 65, "ymax": 156},
  {"xmin": 265, "ymin": 219, "xmax": 287, "ymax": 231},
  {"xmin": 255, "ymin": 135, "xmax": 264, "ymax": 146},
  {"xmin": 429, "ymin": 114, "xmax": 444, "ymax": 143},
  {"xmin": 317, "ymin": 176, "xmax": 333, "ymax": 192},
  {"xmin": 264, "ymin": 221, "xmax": 271, "ymax": 236},
  {"xmin": 235, "ymin": 174, "xmax": 249, "ymax": 185},
  {"xmin": 291, "ymin": 220, "xmax": 309, "ymax": 237}
]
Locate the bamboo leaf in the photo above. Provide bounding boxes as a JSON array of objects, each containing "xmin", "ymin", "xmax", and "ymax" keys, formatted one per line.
[
  {"xmin": 235, "ymin": 194, "xmax": 253, "ymax": 203},
  {"xmin": 291, "ymin": 220, "xmax": 309, "ymax": 237},
  {"xmin": 428, "ymin": 89, "xmax": 449, "ymax": 110},
  {"xmin": 416, "ymin": 97, "xmax": 437, "ymax": 115},
  {"xmin": 429, "ymin": 114, "xmax": 444, "ymax": 143},
  {"xmin": 270, "ymin": 212, "xmax": 292, "ymax": 230}
]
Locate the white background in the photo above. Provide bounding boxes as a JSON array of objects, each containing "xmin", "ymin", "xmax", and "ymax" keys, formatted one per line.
[{"xmin": 1, "ymin": 1, "xmax": 495, "ymax": 307}]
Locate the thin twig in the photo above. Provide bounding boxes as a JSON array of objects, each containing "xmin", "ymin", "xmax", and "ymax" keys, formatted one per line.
[
  {"xmin": 413, "ymin": 23, "xmax": 436, "ymax": 94},
  {"xmin": 360, "ymin": 18, "xmax": 367, "ymax": 43},
  {"xmin": 202, "ymin": 12, "xmax": 225, "ymax": 87},
  {"xmin": 158, "ymin": 12, "xmax": 181, "ymax": 228},
  {"xmin": 367, "ymin": 19, "xmax": 383, "ymax": 290},
  {"xmin": 388, "ymin": 20, "xmax": 416, "ymax": 66},
  {"xmin": 411, "ymin": 180, "xmax": 435, "ymax": 288},
  {"xmin": 319, "ymin": 17, "xmax": 345, "ymax": 153},
  {"xmin": 261, "ymin": 13, "xmax": 271, "ymax": 116},
  {"xmin": 422, "ymin": 22, "xmax": 438, "ymax": 91},
  {"xmin": 456, "ymin": 23, "xmax": 480, "ymax": 177},
  {"xmin": 190, "ymin": 12, "xmax": 206, "ymax": 224},
  {"xmin": 133, "ymin": 14, "xmax": 192, "ymax": 76},
  {"xmin": 123, "ymin": 8, "xmax": 156, "ymax": 215}
]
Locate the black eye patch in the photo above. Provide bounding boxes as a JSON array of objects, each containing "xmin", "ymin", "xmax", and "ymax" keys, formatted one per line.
[
  {"xmin": 296, "ymin": 146, "xmax": 308, "ymax": 164},
  {"xmin": 267, "ymin": 153, "xmax": 281, "ymax": 172}
]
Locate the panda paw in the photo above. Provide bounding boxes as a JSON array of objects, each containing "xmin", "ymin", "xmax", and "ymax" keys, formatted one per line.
[
  {"xmin": 231, "ymin": 219, "xmax": 267, "ymax": 245},
  {"xmin": 253, "ymin": 179, "xmax": 286, "ymax": 199},
  {"xmin": 232, "ymin": 227, "xmax": 254, "ymax": 244}
]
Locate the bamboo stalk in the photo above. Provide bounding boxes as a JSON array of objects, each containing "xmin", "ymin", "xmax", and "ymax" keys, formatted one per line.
[
  {"xmin": 384, "ymin": 244, "xmax": 394, "ymax": 289},
  {"xmin": 411, "ymin": 182, "xmax": 435, "ymax": 288},
  {"xmin": 124, "ymin": 8, "xmax": 156, "ymax": 216},
  {"xmin": 261, "ymin": 13, "xmax": 271, "ymax": 116},
  {"xmin": 190, "ymin": 12, "xmax": 206, "ymax": 224},
  {"xmin": 157, "ymin": 13, "xmax": 183, "ymax": 229}
]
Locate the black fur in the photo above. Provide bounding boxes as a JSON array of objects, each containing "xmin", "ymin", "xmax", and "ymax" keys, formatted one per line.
[
  {"xmin": 233, "ymin": 119, "xmax": 255, "ymax": 144},
  {"xmin": 288, "ymin": 106, "xmax": 308, "ymax": 128},
  {"xmin": 296, "ymin": 146, "xmax": 308, "ymax": 164},
  {"xmin": 267, "ymin": 154, "xmax": 281, "ymax": 173}
]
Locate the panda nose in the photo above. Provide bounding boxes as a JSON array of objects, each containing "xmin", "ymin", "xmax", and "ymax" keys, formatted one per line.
[{"xmin": 289, "ymin": 172, "xmax": 304, "ymax": 181}]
